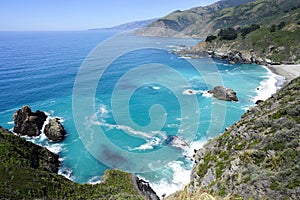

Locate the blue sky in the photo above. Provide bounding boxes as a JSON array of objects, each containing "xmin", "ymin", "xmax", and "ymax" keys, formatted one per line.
[{"xmin": 0, "ymin": 0, "xmax": 218, "ymax": 31}]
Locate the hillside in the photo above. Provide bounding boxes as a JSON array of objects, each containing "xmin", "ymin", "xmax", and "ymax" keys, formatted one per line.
[
  {"xmin": 90, "ymin": 18, "xmax": 157, "ymax": 32},
  {"xmin": 137, "ymin": 0, "xmax": 299, "ymax": 39},
  {"xmin": 0, "ymin": 127, "xmax": 158, "ymax": 199},
  {"xmin": 164, "ymin": 0, "xmax": 300, "ymax": 64},
  {"xmin": 166, "ymin": 76, "xmax": 300, "ymax": 199}
]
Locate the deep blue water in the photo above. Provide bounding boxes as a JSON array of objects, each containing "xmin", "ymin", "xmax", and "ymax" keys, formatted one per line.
[{"xmin": 0, "ymin": 31, "xmax": 272, "ymax": 195}]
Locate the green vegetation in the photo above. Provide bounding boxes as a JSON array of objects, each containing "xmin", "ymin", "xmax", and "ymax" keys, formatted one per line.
[
  {"xmin": 0, "ymin": 129, "xmax": 145, "ymax": 199},
  {"xmin": 189, "ymin": 77, "xmax": 300, "ymax": 199}
]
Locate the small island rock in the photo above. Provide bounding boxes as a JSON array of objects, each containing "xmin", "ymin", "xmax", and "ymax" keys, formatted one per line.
[
  {"xmin": 208, "ymin": 86, "xmax": 238, "ymax": 101},
  {"xmin": 44, "ymin": 118, "xmax": 66, "ymax": 142},
  {"xmin": 13, "ymin": 105, "xmax": 47, "ymax": 136}
]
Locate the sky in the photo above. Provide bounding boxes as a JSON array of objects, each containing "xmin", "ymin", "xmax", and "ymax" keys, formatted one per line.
[{"xmin": 0, "ymin": 0, "xmax": 219, "ymax": 31}]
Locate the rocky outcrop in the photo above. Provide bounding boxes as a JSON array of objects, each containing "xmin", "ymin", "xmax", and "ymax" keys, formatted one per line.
[
  {"xmin": 0, "ymin": 127, "xmax": 158, "ymax": 199},
  {"xmin": 208, "ymin": 86, "xmax": 238, "ymax": 101},
  {"xmin": 0, "ymin": 126, "xmax": 60, "ymax": 173},
  {"xmin": 13, "ymin": 105, "xmax": 47, "ymax": 136},
  {"xmin": 189, "ymin": 76, "xmax": 300, "ymax": 199},
  {"xmin": 44, "ymin": 118, "xmax": 66, "ymax": 142},
  {"xmin": 133, "ymin": 176, "xmax": 160, "ymax": 200}
]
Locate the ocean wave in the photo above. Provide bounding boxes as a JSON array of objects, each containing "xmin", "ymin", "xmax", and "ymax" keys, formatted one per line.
[
  {"xmin": 129, "ymin": 137, "xmax": 162, "ymax": 151},
  {"xmin": 200, "ymin": 90, "xmax": 213, "ymax": 98},
  {"xmin": 144, "ymin": 160, "xmax": 192, "ymax": 197},
  {"xmin": 58, "ymin": 167, "xmax": 74, "ymax": 181},
  {"xmin": 252, "ymin": 66, "xmax": 285, "ymax": 103},
  {"xmin": 152, "ymin": 86, "xmax": 160, "ymax": 90},
  {"xmin": 88, "ymin": 176, "xmax": 101, "ymax": 184}
]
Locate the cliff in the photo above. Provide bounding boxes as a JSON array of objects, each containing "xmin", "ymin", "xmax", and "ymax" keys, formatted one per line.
[
  {"xmin": 0, "ymin": 127, "xmax": 158, "ymax": 200},
  {"xmin": 166, "ymin": 76, "xmax": 300, "ymax": 199}
]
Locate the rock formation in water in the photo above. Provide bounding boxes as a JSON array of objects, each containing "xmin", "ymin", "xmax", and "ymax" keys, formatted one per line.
[
  {"xmin": 13, "ymin": 105, "xmax": 47, "ymax": 136},
  {"xmin": 208, "ymin": 86, "xmax": 238, "ymax": 101},
  {"xmin": 44, "ymin": 118, "xmax": 66, "ymax": 142}
]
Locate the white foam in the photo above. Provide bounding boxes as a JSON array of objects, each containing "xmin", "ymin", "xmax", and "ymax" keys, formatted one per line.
[
  {"xmin": 130, "ymin": 137, "xmax": 162, "ymax": 151},
  {"xmin": 152, "ymin": 86, "xmax": 160, "ymax": 90},
  {"xmin": 142, "ymin": 139, "xmax": 207, "ymax": 197},
  {"xmin": 46, "ymin": 143, "xmax": 64, "ymax": 154},
  {"xmin": 183, "ymin": 89, "xmax": 196, "ymax": 95},
  {"xmin": 147, "ymin": 161, "xmax": 192, "ymax": 197},
  {"xmin": 200, "ymin": 90, "xmax": 213, "ymax": 98},
  {"xmin": 252, "ymin": 66, "xmax": 285, "ymax": 103},
  {"xmin": 7, "ymin": 121, "xmax": 14, "ymax": 125},
  {"xmin": 58, "ymin": 167, "xmax": 74, "ymax": 181},
  {"xmin": 88, "ymin": 176, "xmax": 101, "ymax": 184},
  {"xmin": 186, "ymin": 140, "xmax": 206, "ymax": 157}
]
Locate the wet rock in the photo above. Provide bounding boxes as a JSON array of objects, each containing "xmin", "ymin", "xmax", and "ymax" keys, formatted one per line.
[
  {"xmin": 13, "ymin": 105, "xmax": 47, "ymax": 136},
  {"xmin": 133, "ymin": 176, "xmax": 160, "ymax": 200},
  {"xmin": 208, "ymin": 86, "xmax": 238, "ymax": 101},
  {"xmin": 44, "ymin": 118, "xmax": 66, "ymax": 142}
]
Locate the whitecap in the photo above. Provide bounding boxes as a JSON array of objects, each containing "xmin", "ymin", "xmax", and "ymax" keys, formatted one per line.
[
  {"xmin": 7, "ymin": 121, "xmax": 14, "ymax": 125},
  {"xmin": 88, "ymin": 176, "xmax": 101, "ymax": 184},
  {"xmin": 58, "ymin": 167, "xmax": 74, "ymax": 181},
  {"xmin": 152, "ymin": 86, "xmax": 160, "ymax": 90},
  {"xmin": 46, "ymin": 143, "xmax": 64, "ymax": 154},
  {"xmin": 143, "ymin": 160, "xmax": 192, "ymax": 197},
  {"xmin": 200, "ymin": 90, "xmax": 213, "ymax": 98},
  {"xmin": 252, "ymin": 66, "xmax": 285, "ymax": 103}
]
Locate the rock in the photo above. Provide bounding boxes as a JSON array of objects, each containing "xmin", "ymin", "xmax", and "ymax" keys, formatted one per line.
[
  {"xmin": 255, "ymin": 100, "xmax": 264, "ymax": 104},
  {"xmin": 133, "ymin": 176, "xmax": 160, "ymax": 200},
  {"xmin": 13, "ymin": 105, "xmax": 47, "ymax": 136},
  {"xmin": 208, "ymin": 86, "xmax": 238, "ymax": 101},
  {"xmin": 44, "ymin": 118, "xmax": 66, "ymax": 142}
]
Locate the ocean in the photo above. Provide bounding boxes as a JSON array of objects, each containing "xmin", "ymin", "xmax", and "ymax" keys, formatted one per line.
[{"xmin": 0, "ymin": 31, "xmax": 284, "ymax": 196}]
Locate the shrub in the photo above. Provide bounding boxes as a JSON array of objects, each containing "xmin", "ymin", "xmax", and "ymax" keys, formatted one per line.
[{"xmin": 218, "ymin": 28, "xmax": 238, "ymax": 40}]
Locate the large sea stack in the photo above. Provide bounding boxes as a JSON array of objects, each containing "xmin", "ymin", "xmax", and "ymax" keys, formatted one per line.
[{"xmin": 13, "ymin": 105, "xmax": 47, "ymax": 136}]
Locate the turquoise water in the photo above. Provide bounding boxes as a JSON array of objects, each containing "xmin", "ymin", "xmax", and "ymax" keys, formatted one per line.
[{"xmin": 0, "ymin": 31, "xmax": 273, "ymax": 195}]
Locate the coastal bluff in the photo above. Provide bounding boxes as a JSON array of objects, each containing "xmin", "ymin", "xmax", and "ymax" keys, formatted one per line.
[
  {"xmin": 0, "ymin": 126, "xmax": 159, "ymax": 199},
  {"xmin": 167, "ymin": 76, "xmax": 300, "ymax": 199}
]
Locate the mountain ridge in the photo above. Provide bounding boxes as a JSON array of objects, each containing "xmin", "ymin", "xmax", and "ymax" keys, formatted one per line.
[{"xmin": 90, "ymin": 18, "xmax": 157, "ymax": 32}]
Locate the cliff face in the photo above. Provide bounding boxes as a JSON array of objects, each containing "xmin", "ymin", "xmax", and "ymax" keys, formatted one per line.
[
  {"xmin": 0, "ymin": 127, "xmax": 158, "ymax": 200},
  {"xmin": 186, "ymin": 77, "xmax": 300, "ymax": 199}
]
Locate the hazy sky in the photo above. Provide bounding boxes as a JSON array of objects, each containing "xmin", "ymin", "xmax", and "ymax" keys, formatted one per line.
[{"xmin": 0, "ymin": 0, "xmax": 219, "ymax": 31}]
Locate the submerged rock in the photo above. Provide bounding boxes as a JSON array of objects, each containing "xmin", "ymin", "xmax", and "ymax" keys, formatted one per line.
[
  {"xmin": 208, "ymin": 86, "xmax": 238, "ymax": 101},
  {"xmin": 13, "ymin": 105, "xmax": 47, "ymax": 136},
  {"xmin": 44, "ymin": 118, "xmax": 66, "ymax": 142}
]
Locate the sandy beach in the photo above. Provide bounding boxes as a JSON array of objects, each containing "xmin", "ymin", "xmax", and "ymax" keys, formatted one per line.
[{"xmin": 266, "ymin": 64, "xmax": 300, "ymax": 83}]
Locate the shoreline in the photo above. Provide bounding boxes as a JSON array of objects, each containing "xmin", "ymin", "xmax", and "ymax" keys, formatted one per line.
[{"xmin": 264, "ymin": 64, "xmax": 300, "ymax": 85}]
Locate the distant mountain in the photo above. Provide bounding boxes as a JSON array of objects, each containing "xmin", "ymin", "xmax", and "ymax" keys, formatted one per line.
[
  {"xmin": 186, "ymin": 0, "xmax": 300, "ymax": 64},
  {"xmin": 90, "ymin": 18, "xmax": 157, "ymax": 32},
  {"xmin": 136, "ymin": 0, "xmax": 255, "ymax": 37}
]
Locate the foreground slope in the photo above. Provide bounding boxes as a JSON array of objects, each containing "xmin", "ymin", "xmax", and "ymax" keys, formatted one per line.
[
  {"xmin": 0, "ymin": 127, "xmax": 158, "ymax": 199},
  {"xmin": 168, "ymin": 76, "xmax": 300, "ymax": 199}
]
